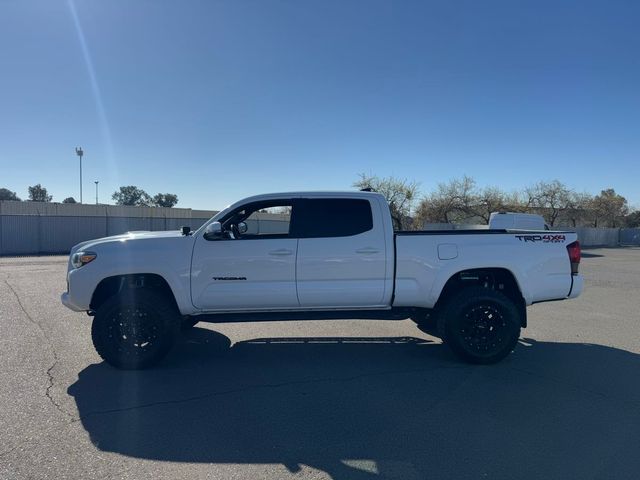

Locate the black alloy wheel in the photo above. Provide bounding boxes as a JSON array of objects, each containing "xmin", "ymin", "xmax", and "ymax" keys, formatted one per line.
[
  {"xmin": 92, "ymin": 290, "xmax": 180, "ymax": 369},
  {"xmin": 440, "ymin": 286, "xmax": 521, "ymax": 364}
]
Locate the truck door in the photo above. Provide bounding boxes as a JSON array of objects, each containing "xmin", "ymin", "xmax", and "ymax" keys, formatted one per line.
[
  {"xmin": 293, "ymin": 198, "xmax": 387, "ymax": 307},
  {"xmin": 191, "ymin": 200, "xmax": 299, "ymax": 310}
]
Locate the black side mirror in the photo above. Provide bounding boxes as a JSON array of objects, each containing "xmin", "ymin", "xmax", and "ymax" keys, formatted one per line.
[{"xmin": 203, "ymin": 221, "xmax": 223, "ymax": 240}]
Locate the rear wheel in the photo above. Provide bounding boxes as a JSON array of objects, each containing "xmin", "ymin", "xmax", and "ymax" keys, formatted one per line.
[
  {"xmin": 438, "ymin": 286, "xmax": 521, "ymax": 364},
  {"xmin": 92, "ymin": 289, "xmax": 180, "ymax": 369}
]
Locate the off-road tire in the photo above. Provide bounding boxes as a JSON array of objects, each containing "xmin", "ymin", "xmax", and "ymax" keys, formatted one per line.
[
  {"xmin": 92, "ymin": 289, "xmax": 180, "ymax": 370},
  {"xmin": 438, "ymin": 286, "xmax": 521, "ymax": 364}
]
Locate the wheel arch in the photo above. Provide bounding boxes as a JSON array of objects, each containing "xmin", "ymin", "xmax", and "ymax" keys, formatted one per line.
[
  {"xmin": 434, "ymin": 267, "xmax": 527, "ymax": 327},
  {"xmin": 90, "ymin": 273, "xmax": 179, "ymax": 313}
]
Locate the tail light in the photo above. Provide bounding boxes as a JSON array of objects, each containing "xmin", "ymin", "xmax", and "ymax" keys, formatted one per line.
[{"xmin": 567, "ymin": 241, "xmax": 581, "ymax": 275}]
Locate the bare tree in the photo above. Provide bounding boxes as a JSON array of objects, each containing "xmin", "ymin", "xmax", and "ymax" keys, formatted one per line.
[
  {"xmin": 415, "ymin": 176, "xmax": 477, "ymax": 225},
  {"xmin": 471, "ymin": 186, "xmax": 524, "ymax": 223},
  {"xmin": 353, "ymin": 172, "xmax": 629, "ymax": 230},
  {"xmin": 354, "ymin": 173, "xmax": 419, "ymax": 230},
  {"xmin": 563, "ymin": 192, "xmax": 594, "ymax": 227},
  {"xmin": 525, "ymin": 180, "xmax": 573, "ymax": 227}
]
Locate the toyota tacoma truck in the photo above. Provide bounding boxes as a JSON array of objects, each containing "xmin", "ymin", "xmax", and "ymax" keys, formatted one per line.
[{"xmin": 61, "ymin": 191, "xmax": 583, "ymax": 369}]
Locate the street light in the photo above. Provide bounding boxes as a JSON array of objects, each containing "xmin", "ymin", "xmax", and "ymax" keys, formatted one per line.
[
  {"xmin": 94, "ymin": 181, "xmax": 99, "ymax": 205},
  {"xmin": 75, "ymin": 147, "xmax": 84, "ymax": 203}
]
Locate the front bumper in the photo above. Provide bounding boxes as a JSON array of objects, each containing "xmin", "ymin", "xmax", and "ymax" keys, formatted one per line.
[{"xmin": 61, "ymin": 292, "xmax": 85, "ymax": 312}]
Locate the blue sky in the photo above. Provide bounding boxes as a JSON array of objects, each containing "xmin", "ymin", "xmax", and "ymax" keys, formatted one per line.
[{"xmin": 1, "ymin": 0, "xmax": 639, "ymax": 209}]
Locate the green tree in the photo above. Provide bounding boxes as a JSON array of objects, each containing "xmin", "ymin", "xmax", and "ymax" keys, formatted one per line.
[
  {"xmin": 152, "ymin": 193, "xmax": 179, "ymax": 208},
  {"xmin": 62, "ymin": 197, "xmax": 77, "ymax": 204},
  {"xmin": 0, "ymin": 188, "xmax": 21, "ymax": 201},
  {"xmin": 28, "ymin": 184, "xmax": 52, "ymax": 202},
  {"xmin": 591, "ymin": 189, "xmax": 628, "ymax": 227},
  {"xmin": 354, "ymin": 173, "xmax": 419, "ymax": 230},
  {"xmin": 624, "ymin": 211, "xmax": 640, "ymax": 228},
  {"xmin": 112, "ymin": 186, "xmax": 152, "ymax": 206}
]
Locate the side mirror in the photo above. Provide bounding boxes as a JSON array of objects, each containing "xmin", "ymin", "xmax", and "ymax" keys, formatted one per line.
[
  {"xmin": 203, "ymin": 221, "xmax": 223, "ymax": 240},
  {"xmin": 237, "ymin": 221, "xmax": 248, "ymax": 235}
]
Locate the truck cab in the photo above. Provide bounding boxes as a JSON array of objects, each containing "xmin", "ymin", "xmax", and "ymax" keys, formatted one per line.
[{"xmin": 191, "ymin": 193, "xmax": 393, "ymax": 311}]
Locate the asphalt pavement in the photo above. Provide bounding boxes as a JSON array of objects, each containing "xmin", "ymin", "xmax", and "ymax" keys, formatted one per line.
[{"xmin": 1, "ymin": 248, "xmax": 639, "ymax": 479}]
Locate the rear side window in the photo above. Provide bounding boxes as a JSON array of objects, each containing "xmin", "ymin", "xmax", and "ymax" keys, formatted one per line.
[{"xmin": 293, "ymin": 199, "xmax": 373, "ymax": 238}]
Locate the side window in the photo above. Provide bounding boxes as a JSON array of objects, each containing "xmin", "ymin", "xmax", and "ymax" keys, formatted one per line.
[
  {"xmin": 293, "ymin": 199, "xmax": 373, "ymax": 238},
  {"xmin": 221, "ymin": 201, "xmax": 292, "ymax": 239},
  {"xmin": 245, "ymin": 206, "xmax": 291, "ymax": 235}
]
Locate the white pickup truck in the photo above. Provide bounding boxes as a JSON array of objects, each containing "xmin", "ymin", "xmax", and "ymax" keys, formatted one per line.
[{"xmin": 61, "ymin": 191, "xmax": 583, "ymax": 369}]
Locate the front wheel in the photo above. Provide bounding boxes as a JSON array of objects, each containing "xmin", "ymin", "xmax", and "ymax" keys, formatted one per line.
[
  {"xmin": 91, "ymin": 290, "xmax": 180, "ymax": 369},
  {"xmin": 439, "ymin": 286, "xmax": 521, "ymax": 364}
]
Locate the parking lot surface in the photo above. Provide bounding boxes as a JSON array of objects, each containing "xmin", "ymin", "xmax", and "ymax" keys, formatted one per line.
[{"xmin": 1, "ymin": 248, "xmax": 639, "ymax": 479}]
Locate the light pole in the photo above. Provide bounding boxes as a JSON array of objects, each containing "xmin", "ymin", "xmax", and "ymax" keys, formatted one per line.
[
  {"xmin": 75, "ymin": 147, "xmax": 84, "ymax": 203},
  {"xmin": 94, "ymin": 181, "xmax": 99, "ymax": 205}
]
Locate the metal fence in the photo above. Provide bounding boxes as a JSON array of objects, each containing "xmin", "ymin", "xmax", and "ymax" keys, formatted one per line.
[
  {"xmin": 0, "ymin": 201, "xmax": 213, "ymax": 256},
  {"xmin": 620, "ymin": 229, "xmax": 640, "ymax": 246},
  {"xmin": 573, "ymin": 228, "xmax": 620, "ymax": 247},
  {"xmin": 0, "ymin": 215, "xmax": 213, "ymax": 255},
  {"xmin": 0, "ymin": 200, "xmax": 293, "ymax": 256}
]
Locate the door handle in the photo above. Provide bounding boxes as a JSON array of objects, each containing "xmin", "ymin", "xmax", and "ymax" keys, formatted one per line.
[
  {"xmin": 356, "ymin": 247, "xmax": 380, "ymax": 255},
  {"xmin": 269, "ymin": 249, "xmax": 293, "ymax": 256}
]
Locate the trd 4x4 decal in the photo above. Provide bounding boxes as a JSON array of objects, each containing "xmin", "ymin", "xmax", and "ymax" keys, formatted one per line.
[{"xmin": 515, "ymin": 234, "xmax": 566, "ymax": 243}]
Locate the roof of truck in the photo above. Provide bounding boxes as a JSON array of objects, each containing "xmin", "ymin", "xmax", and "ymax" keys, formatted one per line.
[{"xmin": 230, "ymin": 190, "xmax": 385, "ymax": 204}]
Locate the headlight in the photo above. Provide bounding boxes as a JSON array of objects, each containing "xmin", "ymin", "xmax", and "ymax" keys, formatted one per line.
[{"xmin": 71, "ymin": 251, "xmax": 97, "ymax": 269}]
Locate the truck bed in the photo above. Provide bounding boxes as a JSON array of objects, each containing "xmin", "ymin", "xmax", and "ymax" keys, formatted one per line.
[{"xmin": 392, "ymin": 229, "xmax": 579, "ymax": 309}]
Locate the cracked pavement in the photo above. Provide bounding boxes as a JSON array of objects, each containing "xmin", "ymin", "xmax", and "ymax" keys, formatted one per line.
[{"xmin": 1, "ymin": 249, "xmax": 640, "ymax": 479}]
